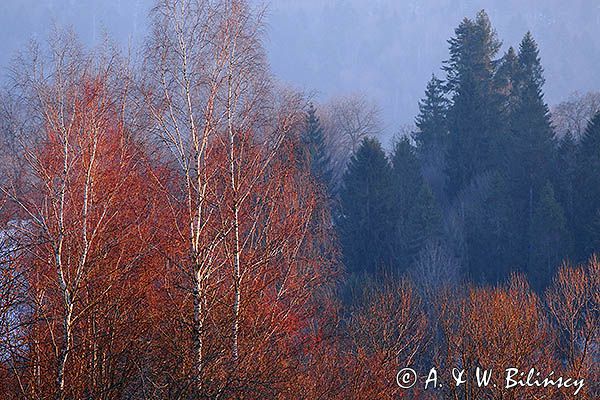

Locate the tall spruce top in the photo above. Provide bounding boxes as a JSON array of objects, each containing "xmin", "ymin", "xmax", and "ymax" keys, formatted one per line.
[
  {"xmin": 444, "ymin": 9, "xmax": 501, "ymax": 92},
  {"xmin": 518, "ymin": 31, "xmax": 545, "ymax": 88},
  {"xmin": 415, "ymin": 74, "xmax": 448, "ymax": 151},
  {"xmin": 303, "ymin": 102, "xmax": 332, "ymax": 188}
]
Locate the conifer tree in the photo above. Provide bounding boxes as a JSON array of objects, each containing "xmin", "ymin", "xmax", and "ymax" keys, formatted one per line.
[
  {"xmin": 574, "ymin": 112, "xmax": 600, "ymax": 258},
  {"xmin": 390, "ymin": 137, "xmax": 442, "ymax": 270},
  {"xmin": 505, "ymin": 32, "xmax": 557, "ymax": 274},
  {"xmin": 404, "ymin": 184, "xmax": 442, "ymax": 263},
  {"xmin": 338, "ymin": 138, "xmax": 394, "ymax": 274},
  {"xmin": 390, "ymin": 137, "xmax": 423, "ymax": 214},
  {"xmin": 414, "ymin": 74, "xmax": 449, "ymax": 202},
  {"xmin": 528, "ymin": 182, "xmax": 567, "ymax": 291},
  {"xmin": 415, "ymin": 74, "xmax": 449, "ymax": 154},
  {"xmin": 510, "ymin": 32, "xmax": 556, "ymax": 224},
  {"xmin": 444, "ymin": 10, "xmax": 503, "ymax": 197},
  {"xmin": 490, "ymin": 46, "xmax": 522, "ymax": 174},
  {"xmin": 302, "ymin": 103, "xmax": 332, "ymax": 190},
  {"xmin": 553, "ymin": 131, "xmax": 577, "ymax": 253},
  {"xmin": 465, "ymin": 172, "xmax": 520, "ymax": 283},
  {"xmin": 494, "ymin": 46, "xmax": 521, "ymax": 122},
  {"xmin": 589, "ymin": 210, "xmax": 600, "ymax": 253}
]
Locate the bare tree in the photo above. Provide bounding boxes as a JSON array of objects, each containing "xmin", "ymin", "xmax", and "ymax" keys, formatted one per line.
[
  {"xmin": 0, "ymin": 219, "xmax": 28, "ymax": 395},
  {"xmin": 145, "ymin": 0, "xmax": 233, "ymax": 388},
  {"xmin": 0, "ymin": 27, "xmax": 158, "ymax": 399},
  {"xmin": 410, "ymin": 240, "xmax": 461, "ymax": 307},
  {"xmin": 437, "ymin": 276, "xmax": 558, "ymax": 400},
  {"xmin": 143, "ymin": 0, "xmax": 307, "ymax": 393},
  {"xmin": 395, "ymin": 123, "xmax": 415, "ymax": 140},
  {"xmin": 551, "ymin": 91, "xmax": 600, "ymax": 139},
  {"xmin": 546, "ymin": 257, "xmax": 599, "ymax": 398},
  {"xmin": 320, "ymin": 94, "xmax": 382, "ymax": 188},
  {"xmin": 8, "ymin": 31, "xmax": 93, "ymax": 398},
  {"xmin": 344, "ymin": 275, "xmax": 429, "ymax": 399}
]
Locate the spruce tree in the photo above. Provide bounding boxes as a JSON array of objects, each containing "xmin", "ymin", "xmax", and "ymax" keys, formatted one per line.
[
  {"xmin": 415, "ymin": 74, "xmax": 449, "ymax": 154},
  {"xmin": 338, "ymin": 138, "xmax": 395, "ymax": 274},
  {"xmin": 528, "ymin": 182, "xmax": 567, "ymax": 291},
  {"xmin": 414, "ymin": 74, "xmax": 449, "ymax": 202},
  {"xmin": 589, "ymin": 210, "xmax": 600, "ymax": 253},
  {"xmin": 508, "ymin": 32, "xmax": 557, "ymax": 274},
  {"xmin": 302, "ymin": 103, "xmax": 332, "ymax": 190},
  {"xmin": 574, "ymin": 112, "xmax": 600, "ymax": 258},
  {"xmin": 390, "ymin": 137, "xmax": 423, "ymax": 214},
  {"xmin": 511, "ymin": 32, "xmax": 556, "ymax": 221},
  {"xmin": 494, "ymin": 46, "xmax": 520, "ymax": 118},
  {"xmin": 553, "ymin": 131, "xmax": 577, "ymax": 253},
  {"xmin": 444, "ymin": 10, "xmax": 503, "ymax": 197},
  {"xmin": 465, "ymin": 172, "xmax": 519, "ymax": 283},
  {"xmin": 491, "ymin": 47, "xmax": 522, "ymax": 173},
  {"xmin": 390, "ymin": 137, "xmax": 442, "ymax": 270},
  {"xmin": 404, "ymin": 184, "xmax": 442, "ymax": 263}
]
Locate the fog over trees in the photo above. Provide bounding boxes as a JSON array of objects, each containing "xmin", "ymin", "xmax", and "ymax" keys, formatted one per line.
[
  {"xmin": 1, "ymin": 0, "xmax": 600, "ymax": 135},
  {"xmin": 0, "ymin": 1, "xmax": 598, "ymax": 399}
]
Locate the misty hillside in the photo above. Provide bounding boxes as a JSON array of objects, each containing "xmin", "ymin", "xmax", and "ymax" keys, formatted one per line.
[{"xmin": 1, "ymin": 0, "xmax": 599, "ymax": 136}]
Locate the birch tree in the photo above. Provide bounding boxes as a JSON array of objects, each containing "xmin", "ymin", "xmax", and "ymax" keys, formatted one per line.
[
  {"xmin": 143, "ymin": 0, "xmax": 312, "ymax": 394},
  {"xmin": 1, "ymin": 31, "xmax": 162, "ymax": 399}
]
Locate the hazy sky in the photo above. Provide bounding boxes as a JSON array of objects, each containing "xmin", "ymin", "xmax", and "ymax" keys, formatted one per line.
[{"xmin": 1, "ymin": 0, "xmax": 599, "ymax": 138}]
